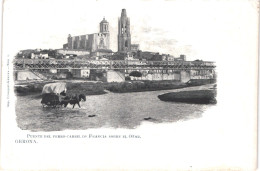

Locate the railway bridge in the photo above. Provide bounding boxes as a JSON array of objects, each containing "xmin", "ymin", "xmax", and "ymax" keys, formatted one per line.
[
  {"xmin": 13, "ymin": 59, "xmax": 216, "ymax": 71},
  {"xmin": 13, "ymin": 59, "xmax": 216, "ymax": 82}
]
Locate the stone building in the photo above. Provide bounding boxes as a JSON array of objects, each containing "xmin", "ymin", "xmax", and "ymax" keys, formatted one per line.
[
  {"xmin": 63, "ymin": 18, "xmax": 111, "ymax": 55},
  {"xmin": 31, "ymin": 52, "xmax": 49, "ymax": 59},
  {"xmin": 174, "ymin": 55, "xmax": 186, "ymax": 61},
  {"xmin": 130, "ymin": 44, "xmax": 139, "ymax": 52},
  {"xmin": 72, "ymin": 68, "xmax": 90, "ymax": 78},
  {"xmin": 163, "ymin": 54, "xmax": 174, "ymax": 61},
  {"xmin": 118, "ymin": 9, "xmax": 131, "ymax": 52}
]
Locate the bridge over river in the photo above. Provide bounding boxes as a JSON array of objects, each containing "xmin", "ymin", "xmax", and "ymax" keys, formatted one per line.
[{"xmin": 13, "ymin": 59, "xmax": 216, "ymax": 71}]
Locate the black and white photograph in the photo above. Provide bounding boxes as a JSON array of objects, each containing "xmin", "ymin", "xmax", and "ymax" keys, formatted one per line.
[
  {"xmin": 0, "ymin": 0, "xmax": 258, "ymax": 170},
  {"xmin": 13, "ymin": 7, "xmax": 217, "ymax": 132}
]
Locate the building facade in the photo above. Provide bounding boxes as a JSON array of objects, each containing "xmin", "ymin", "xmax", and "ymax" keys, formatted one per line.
[
  {"xmin": 31, "ymin": 52, "xmax": 49, "ymax": 59},
  {"xmin": 63, "ymin": 18, "xmax": 110, "ymax": 54},
  {"xmin": 118, "ymin": 9, "xmax": 131, "ymax": 52},
  {"xmin": 130, "ymin": 44, "xmax": 139, "ymax": 52},
  {"xmin": 174, "ymin": 55, "xmax": 186, "ymax": 61}
]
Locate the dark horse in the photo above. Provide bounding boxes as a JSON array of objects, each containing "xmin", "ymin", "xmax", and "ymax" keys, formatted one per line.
[{"xmin": 60, "ymin": 94, "xmax": 86, "ymax": 108}]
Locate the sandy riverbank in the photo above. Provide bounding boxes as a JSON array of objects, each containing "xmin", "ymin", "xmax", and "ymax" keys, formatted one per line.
[{"xmin": 158, "ymin": 84, "xmax": 217, "ymax": 104}]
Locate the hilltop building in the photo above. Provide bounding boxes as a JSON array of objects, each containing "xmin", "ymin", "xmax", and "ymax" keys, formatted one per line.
[{"xmin": 62, "ymin": 18, "xmax": 112, "ymax": 57}]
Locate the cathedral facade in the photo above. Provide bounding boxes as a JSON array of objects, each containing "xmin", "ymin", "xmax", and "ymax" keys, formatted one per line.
[
  {"xmin": 63, "ymin": 18, "xmax": 110, "ymax": 53},
  {"xmin": 63, "ymin": 9, "xmax": 139, "ymax": 56}
]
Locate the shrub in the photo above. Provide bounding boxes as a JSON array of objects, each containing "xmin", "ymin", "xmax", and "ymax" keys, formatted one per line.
[
  {"xmin": 129, "ymin": 71, "xmax": 142, "ymax": 77},
  {"xmin": 125, "ymin": 76, "xmax": 131, "ymax": 81}
]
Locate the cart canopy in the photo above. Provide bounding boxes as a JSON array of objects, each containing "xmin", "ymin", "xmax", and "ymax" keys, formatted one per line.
[{"xmin": 42, "ymin": 82, "xmax": 67, "ymax": 95}]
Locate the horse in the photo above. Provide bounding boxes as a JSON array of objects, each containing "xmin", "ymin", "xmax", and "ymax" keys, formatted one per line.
[
  {"xmin": 59, "ymin": 96, "xmax": 71, "ymax": 107},
  {"xmin": 61, "ymin": 94, "xmax": 86, "ymax": 108}
]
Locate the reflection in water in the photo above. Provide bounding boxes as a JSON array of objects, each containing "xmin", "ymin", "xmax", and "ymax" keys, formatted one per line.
[{"xmin": 16, "ymin": 87, "xmax": 212, "ymax": 132}]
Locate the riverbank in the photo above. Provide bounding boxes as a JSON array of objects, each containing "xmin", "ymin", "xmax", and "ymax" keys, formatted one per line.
[
  {"xmin": 14, "ymin": 79, "xmax": 215, "ymax": 96},
  {"xmin": 105, "ymin": 81, "xmax": 187, "ymax": 93},
  {"xmin": 158, "ymin": 89, "xmax": 217, "ymax": 104},
  {"xmin": 15, "ymin": 81, "xmax": 107, "ymax": 96}
]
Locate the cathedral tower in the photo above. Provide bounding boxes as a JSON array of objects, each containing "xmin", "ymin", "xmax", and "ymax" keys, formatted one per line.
[
  {"xmin": 98, "ymin": 17, "xmax": 110, "ymax": 50},
  {"xmin": 118, "ymin": 9, "xmax": 131, "ymax": 52},
  {"xmin": 100, "ymin": 17, "xmax": 109, "ymax": 34}
]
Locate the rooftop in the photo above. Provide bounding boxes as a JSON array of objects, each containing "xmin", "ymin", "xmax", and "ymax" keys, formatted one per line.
[{"xmin": 100, "ymin": 17, "xmax": 108, "ymax": 24}]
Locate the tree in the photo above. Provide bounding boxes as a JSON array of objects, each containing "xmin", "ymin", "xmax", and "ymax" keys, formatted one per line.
[{"xmin": 129, "ymin": 71, "xmax": 142, "ymax": 77}]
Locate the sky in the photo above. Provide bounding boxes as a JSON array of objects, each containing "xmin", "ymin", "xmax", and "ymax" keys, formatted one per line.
[{"xmin": 2, "ymin": 0, "xmax": 259, "ymax": 61}]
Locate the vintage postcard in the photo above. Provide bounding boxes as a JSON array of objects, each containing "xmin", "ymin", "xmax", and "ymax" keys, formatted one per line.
[{"xmin": 0, "ymin": 0, "xmax": 258, "ymax": 170}]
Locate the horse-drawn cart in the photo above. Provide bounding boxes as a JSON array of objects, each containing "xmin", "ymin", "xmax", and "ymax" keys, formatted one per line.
[
  {"xmin": 41, "ymin": 82, "xmax": 86, "ymax": 108},
  {"xmin": 41, "ymin": 82, "xmax": 67, "ymax": 108}
]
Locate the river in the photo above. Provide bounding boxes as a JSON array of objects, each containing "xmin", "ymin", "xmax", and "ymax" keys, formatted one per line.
[{"xmin": 15, "ymin": 85, "xmax": 214, "ymax": 132}]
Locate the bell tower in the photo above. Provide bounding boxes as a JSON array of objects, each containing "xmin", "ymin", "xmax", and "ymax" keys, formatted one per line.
[
  {"xmin": 98, "ymin": 17, "xmax": 110, "ymax": 50},
  {"xmin": 100, "ymin": 17, "xmax": 109, "ymax": 34},
  {"xmin": 118, "ymin": 9, "xmax": 131, "ymax": 52}
]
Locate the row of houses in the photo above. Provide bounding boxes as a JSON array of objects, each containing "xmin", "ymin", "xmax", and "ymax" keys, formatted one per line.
[{"xmin": 18, "ymin": 48, "xmax": 188, "ymax": 63}]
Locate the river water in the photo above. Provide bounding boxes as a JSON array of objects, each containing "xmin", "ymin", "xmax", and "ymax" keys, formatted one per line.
[{"xmin": 15, "ymin": 85, "xmax": 214, "ymax": 132}]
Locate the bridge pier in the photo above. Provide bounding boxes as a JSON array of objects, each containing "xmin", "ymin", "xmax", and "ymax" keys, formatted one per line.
[
  {"xmin": 180, "ymin": 71, "xmax": 190, "ymax": 83},
  {"xmin": 15, "ymin": 70, "xmax": 42, "ymax": 81},
  {"xmin": 106, "ymin": 70, "xmax": 125, "ymax": 82}
]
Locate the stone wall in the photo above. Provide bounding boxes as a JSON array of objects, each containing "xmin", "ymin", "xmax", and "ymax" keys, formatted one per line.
[{"xmin": 130, "ymin": 73, "xmax": 181, "ymax": 81}]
